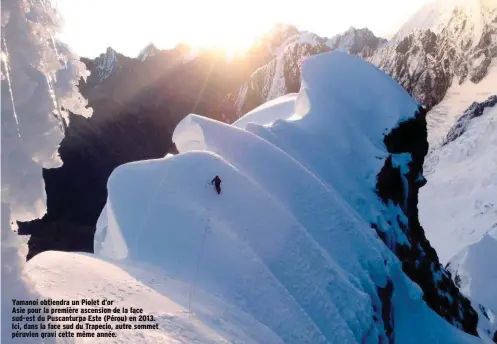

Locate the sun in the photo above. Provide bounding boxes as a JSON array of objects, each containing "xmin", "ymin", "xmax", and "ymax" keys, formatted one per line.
[
  {"xmin": 56, "ymin": 0, "xmax": 281, "ymax": 58},
  {"xmin": 168, "ymin": 20, "xmax": 269, "ymax": 59},
  {"xmin": 146, "ymin": 0, "xmax": 276, "ymax": 59}
]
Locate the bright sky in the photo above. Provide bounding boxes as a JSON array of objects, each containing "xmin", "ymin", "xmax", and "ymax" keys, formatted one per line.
[{"xmin": 56, "ymin": 0, "xmax": 434, "ymax": 58}]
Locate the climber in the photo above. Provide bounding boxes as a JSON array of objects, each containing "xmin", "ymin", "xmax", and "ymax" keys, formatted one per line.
[{"xmin": 211, "ymin": 175, "xmax": 222, "ymax": 195}]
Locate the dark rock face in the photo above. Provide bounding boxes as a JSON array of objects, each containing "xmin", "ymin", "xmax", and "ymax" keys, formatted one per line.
[
  {"xmin": 18, "ymin": 107, "xmax": 176, "ymax": 258},
  {"xmin": 443, "ymin": 94, "xmax": 497, "ymax": 144},
  {"xmin": 375, "ymin": 106, "xmax": 479, "ymax": 336}
]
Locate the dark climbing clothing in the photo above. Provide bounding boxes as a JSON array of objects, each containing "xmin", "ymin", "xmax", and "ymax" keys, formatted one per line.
[{"xmin": 211, "ymin": 176, "xmax": 221, "ymax": 194}]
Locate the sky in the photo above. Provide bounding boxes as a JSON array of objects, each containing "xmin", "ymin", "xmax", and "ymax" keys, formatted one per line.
[{"xmin": 56, "ymin": 0, "xmax": 434, "ymax": 58}]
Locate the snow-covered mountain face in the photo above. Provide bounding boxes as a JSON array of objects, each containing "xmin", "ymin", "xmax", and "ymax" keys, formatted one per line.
[
  {"xmin": 327, "ymin": 26, "xmax": 388, "ymax": 58},
  {"xmin": 224, "ymin": 1, "xmax": 496, "ymax": 121},
  {"xmin": 137, "ymin": 42, "xmax": 160, "ymax": 61},
  {"xmin": 446, "ymin": 233, "xmax": 497, "ymax": 343},
  {"xmin": 446, "ymin": 234, "xmax": 497, "ymax": 317},
  {"xmin": 419, "ymin": 94, "xmax": 497, "ymax": 340},
  {"xmin": 92, "ymin": 52, "xmax": 490, "ymax": 342},
  {"xmin": 371, "ymin": 0, "xmax": 497, "ymax": 111},
  {"xmin": 223, "ymin": 27, "xmax": 387, "ymax": 118},
  {"xmin": 443, "ymin": 95, "xmax": 497, "ymax": 144},
  {"xmin": 419, "ymin": 95, "xmax": 497, "ymax": 340}
]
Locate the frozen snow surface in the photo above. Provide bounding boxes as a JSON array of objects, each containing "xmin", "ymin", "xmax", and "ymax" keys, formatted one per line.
[
  {"xmin": 420, "ymin": 96, "xmax": 497, "ymax": 337},
  {"xmin": 53, "ymin": 51, "xmax": 481, "ymax": 343},
  {"xmin": 421, "ymin": 102, "xmax": 497, "ymax": 263},
  {"xmin": 426, "ymin": 62, "xmax": 497, "ymax": 148},
  {"xmin": 446, "ymin": 234, "xmax": 497, "ymax": 314},
  {"xmin": 393, "ymin": 0, "xmax": 497, "ymax": 43},
  {"xmin": 232, "ymin": 93, "xmax": 298, "ymax": 129},
  {"xmin": 27, "ymin": 251, "xmax": 284, "ymax": 344}
]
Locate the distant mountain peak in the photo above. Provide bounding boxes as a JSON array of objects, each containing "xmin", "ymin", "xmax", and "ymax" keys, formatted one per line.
[
  {"xmin": 95, "ymin": 47, "xmax": 119, "ymax": 80},
  {"xmin": 326, "ymin": 27, "xmax": 386, "ymax": 57},
  {"xmin": 137, "ymin": 42, "xmax": 160, "ymax": 61}
]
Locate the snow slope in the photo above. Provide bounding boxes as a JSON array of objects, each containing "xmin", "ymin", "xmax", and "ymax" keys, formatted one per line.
[
  {"xmin": 444, "ymin": 234, "xmax": 497, "ymax": 340},
  {"xmin": 419, "ymin": 96, "xmax": 497, "ymax": 340},
  {"xmin": 420, "ymin": 102, "xmax": 497, "ymax": 263},
  {"xmin": 426, "ymin": 62, "xmax": 497, "ymax": 147},
  {"xmin": 27, "ymin": 251, "xmax": 283, "ymax": 344},
  {"xmin": 89, "ymin": 51, "xmax": 484, "ymax": 343},
  {"xmin": 392, "ymin": 0, "xmax": 497, "ymax": 43},
  {"xmin": 446, "ymin": 234, "xmax": 497, "ymax": 314}
]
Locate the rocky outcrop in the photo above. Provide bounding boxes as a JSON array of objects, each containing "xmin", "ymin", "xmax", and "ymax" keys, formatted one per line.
[
  {"xmin": 443, "ymin": 94, "xmax": 497, "ymax": 144},
  {"xmin": 375, "ymin": 107, "xmax": 479, "ymax": 336}
]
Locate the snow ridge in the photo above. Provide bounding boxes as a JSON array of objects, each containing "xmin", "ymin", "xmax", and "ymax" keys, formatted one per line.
[{"xmin": 95, "ymin": 51, "xmax": 484, "ymax": 343}]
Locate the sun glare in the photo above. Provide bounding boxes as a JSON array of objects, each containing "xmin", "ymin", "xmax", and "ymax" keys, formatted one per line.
[
  {"xmin": 151, "ymin": 10, "xmax": 273, "ymax": 59},
  {"xmin": 56, "ymin": 0, "xmax": 436, "ymax": 59}
]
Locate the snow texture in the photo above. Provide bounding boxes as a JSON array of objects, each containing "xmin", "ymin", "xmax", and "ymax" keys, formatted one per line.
[
  {"xmin": 232, "ymin": 93, "xmax": 298, "ymax": 129},
  {"xmin": 445, "ymin": 234, "xmax": 497, "ymax": 340},
  {"xmin": 420, "ymin": 92, "xmax": 497, "ymax": 342},
  {"xmin": 90, "ymin": 51, "xmax": 481, "ymax": 343},
  {"xmin": 392, "ymin": 0, "xmax": 497, "ymax": 44},
  {"xmin": 420, "ymin": 100, "xmax": 497, "ymax": 264},
  {"xmin": 426, "ymin": 62, "xmax": 497, "ymax": 147},
  {"xmin": 1, "ymin": 0, "xmax": 92, "ymax": 341},
  {"xmin": 447, "ymin": 234, "xmax": 497, "ymax": 314}
]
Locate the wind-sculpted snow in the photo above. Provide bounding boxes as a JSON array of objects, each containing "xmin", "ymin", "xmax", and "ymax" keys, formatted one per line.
[
  {"xmin": 232, "ymin": 93, "xmax": 299, "ymax": 129},
  {"xmin": 96, "ymin": 52, "xmax": 482, "ymax": 342}
]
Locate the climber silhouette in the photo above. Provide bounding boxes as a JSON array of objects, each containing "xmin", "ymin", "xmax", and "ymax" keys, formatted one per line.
[{"xmin": 211, "ymin": 175, "xmax": 222, "ymax": 195}]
